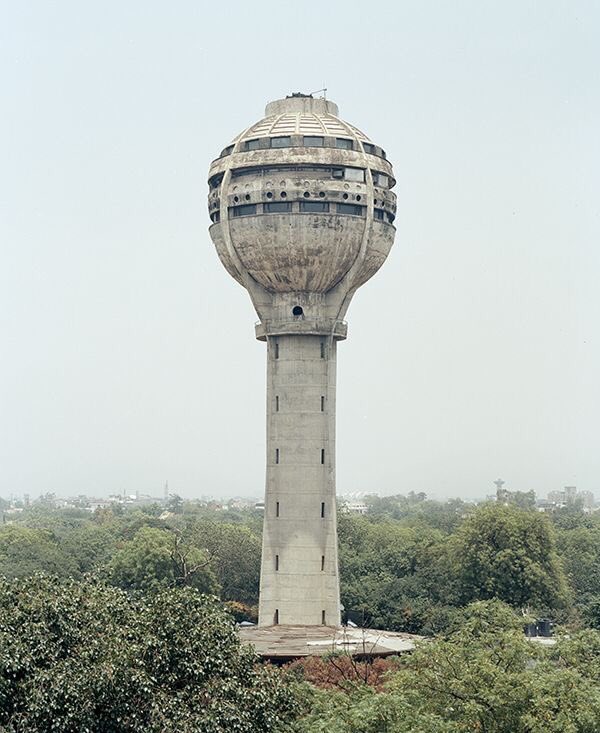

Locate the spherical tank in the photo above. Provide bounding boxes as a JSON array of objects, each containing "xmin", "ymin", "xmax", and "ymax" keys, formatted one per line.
[{"xmin": 207, "ymin": 94, "xmax": 397, "ymax": 295}]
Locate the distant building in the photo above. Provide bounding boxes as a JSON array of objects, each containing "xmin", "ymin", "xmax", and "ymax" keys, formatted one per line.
[
  {"xmin": 545, "ymin": 486, "xmax": 595, "ymax": 512},
  {"xmin": 342, "ymin": 501, "xmax": 368, "ymax": 516}
]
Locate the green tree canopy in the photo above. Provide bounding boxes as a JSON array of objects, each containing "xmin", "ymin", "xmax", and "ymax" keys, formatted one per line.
[
  {"xmin": 289, "ymin": 602, "xmax": 600, "ymax": 733},
  {"xmin": 453, "ymin": 504, "xmax": 570, "ymax": 610},
  {"xmin": 108, "ymin": 526, "xmax": 219, "ymax": 595},
  {"xmin": 0, "ymin": 525, "xmax": 78, "ymax": 579},
  {"xmin": 190, "ymin": 521, "xmax": 261, "ymax": 605},
  {"xmin": 0, "ymin": 575, "xmax": 297, "ymax": 732}
]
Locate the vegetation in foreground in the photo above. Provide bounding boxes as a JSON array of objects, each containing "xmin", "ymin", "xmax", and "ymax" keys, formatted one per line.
[
  {"xmin": 2, "ymin": 577, "xmax": 600, "ymax": 732},
  {"xmin": 2, "ymin": 493, "xmax": 600, "ymax": 730}
]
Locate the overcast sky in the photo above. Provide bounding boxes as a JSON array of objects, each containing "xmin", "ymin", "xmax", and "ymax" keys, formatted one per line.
[{"xmin": 1, "ymin": 1, "xmax": 598, "ymax": 501}]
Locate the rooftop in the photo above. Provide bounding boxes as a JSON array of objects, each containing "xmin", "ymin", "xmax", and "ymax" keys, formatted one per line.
[{"xmin": 239, "ymin": 624, "xmax": 421, "ymax": 662}]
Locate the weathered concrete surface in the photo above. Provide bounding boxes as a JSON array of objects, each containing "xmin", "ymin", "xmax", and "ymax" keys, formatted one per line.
[
  {"xmin": 239, "ymin": 624, "xmax": 421, "ymax": 661},
  {"xmin": 206, "ymin": 95, "xmax": 397, "ymax": 627}
]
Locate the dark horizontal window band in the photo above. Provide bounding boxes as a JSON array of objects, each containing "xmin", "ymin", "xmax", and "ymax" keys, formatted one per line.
[
  {"xmin": 228, "ymin": 164, "xmax": 394, "ymax": 189},
  {"xmin": 300, "ymin": 201, "xmax": 329, "ymax": 213},
  {"xmin": 264, "ymin": 202, "xmax": 292, "ymax": 213},
  {"xmin": 222, "ymin": 136, "xmax": 388, "ymax": 160},
  {"xmin": 374, "ymin": 208, "xmax": 396, "ymax": 224},
  {"xmin": 230, "ymin": 204, "xmax": 257, "ymax": 217},
  {"xmin": 336, "ymin": 203, "xmax": 365, "ymax": 216},
  {"xmin": 228, "ymin": 202, "xmax": 368, "ymax": 218}
]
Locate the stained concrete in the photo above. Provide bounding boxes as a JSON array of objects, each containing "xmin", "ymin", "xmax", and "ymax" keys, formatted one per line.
[{"xmin": 207, "ymin": 94, "xmax": 397, "ymax": 626}]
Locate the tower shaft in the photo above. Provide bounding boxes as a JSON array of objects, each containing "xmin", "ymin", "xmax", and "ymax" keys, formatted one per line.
[{"xmin": 259, "ymin": 333, "xmax": 340, "ymax": 626}]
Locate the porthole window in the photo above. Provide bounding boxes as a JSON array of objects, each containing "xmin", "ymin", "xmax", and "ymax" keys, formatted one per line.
[
  {"xmin": 303, "ymin": 191, "xmax": 310, "ymax": 198},
  {"xmin": 292, "ymin": 305, "xmax": 303, "ymax": 317},
  {"xmin": 244, "ymin": 194, "xmax": 251, "ymax": 201},
  {"xmin": 266, "ymin": 191, "xmax": 273, "ymax": 198},
  {"xmin": 280, "ymin": 191, "xmax": 287, "ymax": 198},
  {"xmin": 356, "ymin": 195, "xmax": 361, "ymax": 201},
  {"xmin": 233, "ymin": 195, "xmax": 239, "ymax": 202},
  {"xmin": 342, "ymin": 193, "xmax": 349, "ymax": 200},
  {"xmin": 319, "ymin": 191, "xmax": 325, "ymax": 198}
]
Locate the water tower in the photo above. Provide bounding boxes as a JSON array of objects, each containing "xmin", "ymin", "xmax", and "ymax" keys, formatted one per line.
[{"xmin": 207, "ymin": 94, "xmax": 396, "ymax": 627}]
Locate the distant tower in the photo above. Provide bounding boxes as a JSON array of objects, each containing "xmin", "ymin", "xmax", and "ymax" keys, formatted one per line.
[
  {"xmin": 207, "ymin": 94, "xmax": 397, "ymax": 626},
  {"xmin": 494, "ymin": 478, "xmax": 508, "ymax": 503}
]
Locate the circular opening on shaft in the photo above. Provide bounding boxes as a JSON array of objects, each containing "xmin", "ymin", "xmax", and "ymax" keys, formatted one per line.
[
  {"xmin": 319, "ymin": 191, "xmax": 325, "ymax": 198},
  {"xmin": 292, "ymin": 305, "xmax": 303, "ymax": 317},
  {"xmin": 356, "ymin": 195, "xmax": 361, "ymax": 201},
  {"xmin": 233, "ymin": 196, "xmax": 239, "ymax": 202},
  {"xmin": 245, "ymin": 194, "xmax": 251, "ymax": 201},
  {"xmin": 343, "ymin": 193, "xmax": 349, "ymax": 200},
  {"xmin": 280, "ymin": 191, "xmax": 287, "ymax": 198},
  {"xmin": 266, "ymin": 191, "xmax": 273, "ymax": 198},
  {"xmin": 303, "ymin": 191, "xmax": 310, "ymax": 198}
]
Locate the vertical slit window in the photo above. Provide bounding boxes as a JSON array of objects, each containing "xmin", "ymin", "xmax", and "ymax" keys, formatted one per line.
[
  {"xmin": 321, "ymin": 555, "xmax": 325, "ymax": 571},
  {"xmin": 276, "ymin": 501, "xmax": 280, "ymax": 517},
  {"xmin": 275, "ymin": 448, "xmax": 280, "ymax": 464},
  {"xmin": 321, "ymin": 449, "xmax": 325, "ymax": 465},
  {"xmin": 274, "ymin": 341, "xmax": 279, "ymax": 359},
  {"xmin": 321, "ymin": 395, "xmax": 325, "ymax": 412},
  {"xmin": 274, "ymin": 609, "xmax": 279, "ymax": 625},
  {"xmin": 275, "ymin": 395, "xmax": 279, "ymax": 412},
  {"xmin": 321, "ymin": 610, "xmax": 326, "ymax": 625},
  {"xmin": 320, "ymin": 341, "xmax": 325, "ymax": 359},
  {"xmin": 275, "ymin": 554, "xmax": 279, "ymax": 571},
  {"xmin": 321, "ymin": 502, "xmax": 325, "ymax": 518}
]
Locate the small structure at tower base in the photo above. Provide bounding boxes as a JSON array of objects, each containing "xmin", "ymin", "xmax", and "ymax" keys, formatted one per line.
[{"xmin": 239, "ymin": 624, "xmax": 421, "ymax": 664}]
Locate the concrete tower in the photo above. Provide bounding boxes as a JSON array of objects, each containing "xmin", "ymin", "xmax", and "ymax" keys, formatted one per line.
[{"xmin": 207, "ymin": 94, "xmax": 396, "ymax": 627}]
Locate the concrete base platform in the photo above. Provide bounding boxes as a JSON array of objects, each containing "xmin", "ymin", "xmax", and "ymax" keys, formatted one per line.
[{"xmin": 239, "ymin": 624, "xmax": 422, "ymax": 662}]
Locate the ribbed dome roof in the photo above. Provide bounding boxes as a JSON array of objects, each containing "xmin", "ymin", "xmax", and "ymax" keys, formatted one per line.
[
  {"xmin": 233, "ymin": 113, "xmax": 369, "ymax": 142},
  {"xmin": 231, "ymin": 95, "xmax": 371, "ymax": 143}
]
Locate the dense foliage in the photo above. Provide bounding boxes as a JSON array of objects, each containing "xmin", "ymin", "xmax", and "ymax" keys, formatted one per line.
[
  {"xmin": 288, "ymin": 601, "xmax": 600, "ymax": 733},
  {"xmin": 2, "ymin": 494, "xmax": 600, "ymax": 730},
  {"xmin": 1, "ymin": 493, "xmax": 597, "ymax": 631},
  {"xmin": 0, "ymin": 575, "xmax": 297, "ymax": 732}
]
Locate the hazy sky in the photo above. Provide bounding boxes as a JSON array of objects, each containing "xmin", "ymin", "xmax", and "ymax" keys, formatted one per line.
[{"xmin": 1, "ymin": 1, "xmax": 598, "ymax": 501}]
